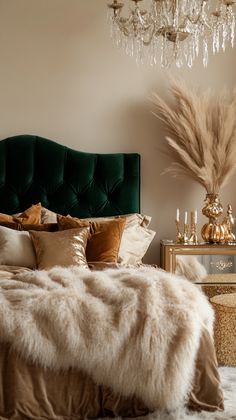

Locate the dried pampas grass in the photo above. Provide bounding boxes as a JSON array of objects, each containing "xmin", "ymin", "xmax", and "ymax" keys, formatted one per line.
[{"xmin": 151, "ymin": 81, "xmax": 236, "ymax": 194}]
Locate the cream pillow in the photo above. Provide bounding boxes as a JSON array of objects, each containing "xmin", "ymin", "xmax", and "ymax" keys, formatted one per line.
[
  {"xmin": 41, "ymin": 207, "xmax": 58, "ymax": 224},
  {"xmin": 30, "ymin": 227, "xmax": 90, "ymax": 270},
  {"xmin": 0, "ymin": 225, "xmax": 36, "ymax": 268},
  {"xmin": 118, "ymin": 224, "xmax": 156, "ymax": 265}
]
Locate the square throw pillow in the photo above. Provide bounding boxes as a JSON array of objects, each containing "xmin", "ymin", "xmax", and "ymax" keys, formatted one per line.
[
  {"xmin": 118, "ymin": 224, "xmax": 156, "ymax": 265},
  {"xmin": 0, "ymin": 203, "xmax": 42, "ymax": 225},
  {"xmin": 0, "ymin": 225, "xmax": 36, "ymax": 268},
  {"xmin": 57, "ymin": 215, "xmax": 126, "ymax": 263},
  {"xmin": 30, "ymin": 227, "xmax": 90, "ymax": 270}
]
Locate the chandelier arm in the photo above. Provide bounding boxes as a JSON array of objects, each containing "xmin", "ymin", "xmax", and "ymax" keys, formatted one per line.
[{"xmin": 114, "ymin": 5, "xmax": 154, "ymax": 39}]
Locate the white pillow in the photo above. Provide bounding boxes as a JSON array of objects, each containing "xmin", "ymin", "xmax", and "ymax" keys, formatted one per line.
[
  {"xmin": 0, "ymin": 226, "xmax": 36, "ymax": 268},
  {"xmin": 118, "ymin": 224, "xmax": 156, "ymax": 265}
]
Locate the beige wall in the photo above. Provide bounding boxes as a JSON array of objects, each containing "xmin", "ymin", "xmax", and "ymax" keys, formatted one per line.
[{"xmin": 0, "ymin": 0, "xmax": 235, "ymax": 263}]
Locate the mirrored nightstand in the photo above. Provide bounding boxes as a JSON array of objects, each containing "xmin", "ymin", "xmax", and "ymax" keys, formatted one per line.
[{"xmin": 160, "ymin": 239, "xmax": 236, "ymax": 297}]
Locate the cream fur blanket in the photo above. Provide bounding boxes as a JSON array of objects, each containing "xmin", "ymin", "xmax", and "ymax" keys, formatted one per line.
[{"xmin": 0, "ymin": 265, "xmax": 214, "ymax": 411}]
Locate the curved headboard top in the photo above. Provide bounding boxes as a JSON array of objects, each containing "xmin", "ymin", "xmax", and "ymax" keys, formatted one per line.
[{"xmin": 0, "ymin": 135, "xmax": 140, "ymax": 217}]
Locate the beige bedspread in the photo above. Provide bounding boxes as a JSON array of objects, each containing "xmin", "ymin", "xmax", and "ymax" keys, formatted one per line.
[{"xmin": 0, "ymin": 266, "xmax": 224, "ymax": 419}]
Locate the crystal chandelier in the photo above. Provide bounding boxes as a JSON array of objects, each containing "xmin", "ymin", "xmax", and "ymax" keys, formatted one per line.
[{"xmin": 107, "ymin": 0, "xmax": 236, "ymax": 68}]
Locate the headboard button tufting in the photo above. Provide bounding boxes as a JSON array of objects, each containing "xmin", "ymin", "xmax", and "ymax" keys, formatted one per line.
[{"xmin": 0, "ymin": 135, "xmax": 140, "ymax": 216}]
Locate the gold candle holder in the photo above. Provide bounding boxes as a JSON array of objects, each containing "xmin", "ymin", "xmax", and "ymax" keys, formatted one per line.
[
  {"xmin": 175, "ymin": 219, "xmax": 183, "ymax": 243},
  {"xmin": 175, "ymin": 210, "xmax": 198, "ymax": 244},
  {"xmin": 175, "ymin": 221, "xmax": 189, "ymax": 243},
  {"xmin": 183, "ymin": 223, "xmax": 189, "ymax": 243},
  {"xmin": 188, "ymin": 211, "xmax": 198, "ymax": 244}
]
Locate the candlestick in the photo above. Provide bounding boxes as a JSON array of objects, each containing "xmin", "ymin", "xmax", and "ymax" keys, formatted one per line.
[
  {"xmin": 188, "ymin": 211, "xmax": 198, "ymax": 244},
  {"xmin": 184, "ymin": 211, "xmax": 188, "ymax": 224},
  {"xmin": 175, "ymin": 220, "xmax": 182, "ymax": 243},
  {"xmin": 195, "ymin": 210, "xmax": 197, "ymax": 224},
  {"xmin": 176, "ymin": 208, "xmax": 180, "ymax": 222},
  {"xmin": 183, "ymin": 223, "xmax": 189, "ymax": 243}
]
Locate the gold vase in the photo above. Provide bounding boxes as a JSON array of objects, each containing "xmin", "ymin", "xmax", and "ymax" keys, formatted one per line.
[{"xmin": 201, "ymin": 193, "xmax": 226, "ymax": 243}]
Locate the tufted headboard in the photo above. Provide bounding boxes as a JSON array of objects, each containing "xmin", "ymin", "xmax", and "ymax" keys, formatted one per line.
[{"xmin": 0, "ymin": 135, "xmax": 140, "ymax": 217}]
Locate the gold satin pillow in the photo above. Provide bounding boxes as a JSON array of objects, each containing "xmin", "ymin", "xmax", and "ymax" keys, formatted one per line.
[
  {"xmin": 57, "ymin": 215, "xmax": 126, "ymax": 263},
  {"xmin": 30, "ymin": 227, "xmax": 90, "ymax": 270},
  {"xmin": 0, "ymin": 203, "xmax": 42, "ymax": 225}
]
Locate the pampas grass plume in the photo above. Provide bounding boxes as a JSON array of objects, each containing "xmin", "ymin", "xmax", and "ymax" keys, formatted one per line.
[{"xmin": 151, "ymin": 81, "xmax": 236, "ymax": 194}]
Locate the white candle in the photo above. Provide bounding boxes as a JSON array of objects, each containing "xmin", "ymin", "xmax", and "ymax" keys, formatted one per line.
[
  {"xmin": 195, "ymin": 210, "xmax": 197, "ymax": 224},
  {"xmin": 176, "ymin": 208, "xmax": 180, "ymax": 222},
  {"xmin": 184, "ymin": 211, "xmax": 188, "ymax": 224}
]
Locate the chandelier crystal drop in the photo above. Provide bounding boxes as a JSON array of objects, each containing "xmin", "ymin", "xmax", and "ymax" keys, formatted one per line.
[{"xmin": 107, "ymin": 0, "xmax": 236, "ymax": 68}]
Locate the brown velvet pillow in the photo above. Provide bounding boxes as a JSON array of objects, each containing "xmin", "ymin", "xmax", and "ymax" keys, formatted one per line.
[
  {"xmin": 0, "ymin": 221, "xmax": 58, "ymax": 232},
  {"xmin": 57, "ymin": 215, "xmax": 126, "ymax": 263},
  {"xmin": 0, "ymin": 203, "xmax": 42, "ymax": 225},
  {"xmin": 0, "ymin": 221, "xmax": 21, "ymax": 230},
  {"xmin": 22, "ymin": 223, "xmax": 58, "ymax": 232}
]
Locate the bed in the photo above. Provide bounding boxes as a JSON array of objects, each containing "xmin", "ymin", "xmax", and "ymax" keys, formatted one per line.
[{"xmin": 0, "ymin": 135, "xmax": 224, "ymax": 419}]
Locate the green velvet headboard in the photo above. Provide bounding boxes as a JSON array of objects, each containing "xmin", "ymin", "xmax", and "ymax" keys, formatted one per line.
[{"xmin": 0, "ymin": 135, "xmax": 140, "ymax": 217}]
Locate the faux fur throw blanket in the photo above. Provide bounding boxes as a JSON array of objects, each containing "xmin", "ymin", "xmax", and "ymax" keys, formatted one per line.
[{"xmin": 0, "ymin": 265, "xmax": 214, "ymax": 411}]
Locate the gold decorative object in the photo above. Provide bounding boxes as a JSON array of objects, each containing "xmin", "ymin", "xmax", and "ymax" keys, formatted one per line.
[
  {"xmin": 201, "ymin": 193, "xmax": 225, "ymax": 243},
  {"xmin": 107, "ymin": 0, "xmax": 236, "ymax": 68},
  {"xmin": 188, "ymin": 211, "xmax": 198, "ymax": 244},
  {"xmin": 210, "ymin": 260, "xmax": 233, "ymax": 271},
  {"xmin": 175, "ymin": 209, "xmax": 197, "ymax": 244},
  {"xmin": 210, "ymin": 293, "xmax": 236, "ymax": 366},
  {"xmin": 183, "ymin": 223, "xmax": 189, "ymax": 244},
  {"xmin": 175, "ymin": 219, "xmax": 183, "ymax": 243},
  {"xmin": 222, "ymin": 204, "xmax": 236, "ymax": 243},
  {"xmin": 202, "ymin": 194, "xmax": 223, "ymax": 220},
  {"xmin": 201, "ymin": 195, "xmax": 235, "ymax": 243}
]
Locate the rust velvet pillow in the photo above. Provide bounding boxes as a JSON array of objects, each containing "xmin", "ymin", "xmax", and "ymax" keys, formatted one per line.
[
  {"xmin": 22, "ymin": 223, "xmax": 58, "ymax": 232},
  {"xmin": 0, "ymin": 222, "xmax": 58, "ymax": 233},
  {"xmin": 57, "ymin": 215, "xmax": 126, "ymax": 263},
  {"xmin": 0, "ymin": 203, "xmax": 42, "ymax": 225}
]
